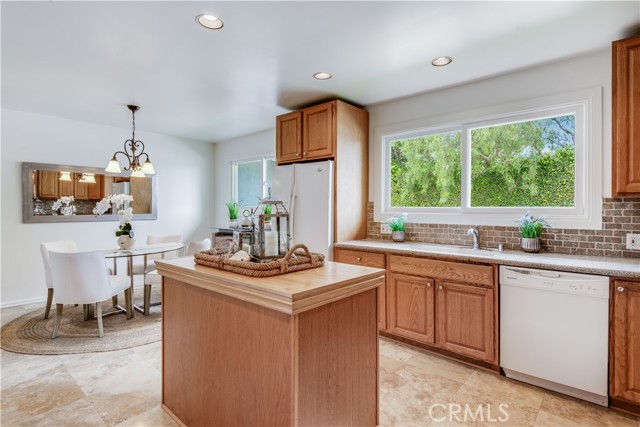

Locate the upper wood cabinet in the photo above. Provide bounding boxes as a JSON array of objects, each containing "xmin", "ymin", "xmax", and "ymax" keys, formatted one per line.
[
  {"xmin": 37, "ymin": 170, "xmax": 59, "ymax": 199},
  {"xmin": 610, "ymin": 280, "xmax": 640, "ymax": 409},
  {"xmin": 36, "ymin": 171, "xmax": 103, "ymax": 200},
  {"xmin": 276, "ymin": 100, "xmax": 365, "ymax": 165},
  {"xmin": 74, "ymin": 175, "xmax": 103, "ymax": 201},
  {"xmin": 612, "ymin": 35, "xmax": 640, "ymax": 195},
  {"xmin": 276, "ymin": 111, "xmax": 303, "ymax": 163}
]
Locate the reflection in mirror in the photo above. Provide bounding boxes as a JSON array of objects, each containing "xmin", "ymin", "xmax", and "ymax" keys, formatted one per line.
[{"xmin": 22, "ymin": 162, "xmax": 157, "ymax": 223}]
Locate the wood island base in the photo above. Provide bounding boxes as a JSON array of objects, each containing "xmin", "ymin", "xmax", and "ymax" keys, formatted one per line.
[{"xmin": 157, "ymin": 258, "xmax": 384, "ymax": 427}]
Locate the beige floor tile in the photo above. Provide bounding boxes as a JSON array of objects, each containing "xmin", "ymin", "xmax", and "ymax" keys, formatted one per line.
[
  {"xmin": 380, "ymin": 337, "xmax": 419, "ymax": 362},
  {"xmin": 533, "ymin": 409, "xmax": 582, "ymax": 427},
  {"xmin": 18, "ymin": 396, "xmax": 108, "ymax": 427},
  {"xmin": 457, "ymin": 370, "xmax": 546, "ymax": 411},
  {"xmin": 114, "ymin": 405, "xmax": 179, "ymax": 427},
  {"xmin": 1, "ymin": 350, "xmax": 63, "ymax": 389},
  {"xmin": 131, "ymin": 341, "xmax": 162, "ymax": 373},
  {"xmin": 0, "ymin": 364, "xmax": 86, "ymax": 425},
  {"xmin": 405, "ymin": 350, "xmax": 475, "ymax": 384},
  {"xmin": 540, "ymin": 392, "xmax": 638, "ymax": 427}
]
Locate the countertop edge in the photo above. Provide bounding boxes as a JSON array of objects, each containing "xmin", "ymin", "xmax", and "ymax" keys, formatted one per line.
[
  {"xmin": 156, "ymin": 258, "xmax": 385, "ymax": 315},
  {"xmin": 334, "ymin": 241, "xmax": 640, "ymax": 278}
]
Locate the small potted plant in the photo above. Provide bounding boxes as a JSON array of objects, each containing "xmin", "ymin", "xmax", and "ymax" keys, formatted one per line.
[
  {"xmin": 388, "ymin": 214, "xmax": 407, "ymax": 242},
  {"xmin": 517, "ymin": 211, "xmax": 550, "ymax": 253},
  {"xmin": 227, "ymin": 201, "xmax": 239, "ymax": 228}
]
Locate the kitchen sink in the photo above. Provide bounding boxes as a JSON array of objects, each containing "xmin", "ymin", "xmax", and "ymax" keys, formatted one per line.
[{"xmin": 411, "ymin": 243, "xmax": 498, "ymax": 257}]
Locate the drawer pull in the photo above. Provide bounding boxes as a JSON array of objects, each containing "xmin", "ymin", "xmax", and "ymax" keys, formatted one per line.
[{"xmin": 617, "ymin": 286, "xmax": 625, "ymax": 293}]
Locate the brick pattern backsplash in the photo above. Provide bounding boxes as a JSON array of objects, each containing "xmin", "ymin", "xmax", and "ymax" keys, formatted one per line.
[{"xmin": 366, "ymin": 198, "xmax": 640, "ymax": 259}]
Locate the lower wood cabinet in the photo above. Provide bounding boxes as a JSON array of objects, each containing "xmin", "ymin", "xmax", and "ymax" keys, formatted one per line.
[
  {"xmin": 334, "ymin": 249, "xmax": 387, "ymax": 331},
  {"xmin": 437, "ymin": 281, "xmax": 495, "ymax": 363},
  {"xmin": 610, "ymin": 280, "xmax": 640, "ymax": 410},
  {"xmin": 336, "ymin": 248, "xmax": 499, "ymax": 367}
]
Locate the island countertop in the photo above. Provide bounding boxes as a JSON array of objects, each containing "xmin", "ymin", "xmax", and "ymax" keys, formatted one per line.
[{"xmin": 155, "ymin": 257, "xmax": 385, "ymax": 315}]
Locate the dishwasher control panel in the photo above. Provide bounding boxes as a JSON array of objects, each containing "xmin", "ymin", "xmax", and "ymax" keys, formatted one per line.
[{"xmin": 500, "ymin": 266, "xmax": 609, "ymax": 298}]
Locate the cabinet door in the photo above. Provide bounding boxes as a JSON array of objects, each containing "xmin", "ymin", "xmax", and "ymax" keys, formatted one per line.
[
  {"xmin": 437, "ymin": 281, "xmax": 495, "ymax": 363},
  {"xmin": 611, "ymin": 281, "xmax": 640, "ymax": 405},
  {"xmin": 613, "ymin": 35, "xmax": 640, "ymax": 195},
  {"xmin": 302, "ymin": 102, "xmax": 334, "ymax": 160},
  {"xmin": 276, "ymin": 111, "xmax": 302, "ymax": 164},
  {"xmin": 74, "ymin": 176, "xmax": 90, "ymax": 200},
  {"xmin": 388, "ymin": 273, "xmax": 435, "ymax": 344},
  {"xmin": 58, "ymin": 176, "xmax": 73, "ymax": 197},
  {"xmin": 335, "ymin": 249, "xmax": 386, "ymax": 331},
  {"xmin": 87, "ymin": 175, "xmax": 103, "ymax": 200},
  {"xmin": 37, "ymin": 170, "xmax": 59, "ymax": 199}
]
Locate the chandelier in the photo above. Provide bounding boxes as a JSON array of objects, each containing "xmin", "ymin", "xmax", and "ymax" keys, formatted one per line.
[{"xmin": 105, "ymin": 105, "xmax": 155, "ymax": 177}]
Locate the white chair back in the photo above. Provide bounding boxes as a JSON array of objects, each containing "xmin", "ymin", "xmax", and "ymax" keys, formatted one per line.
[
  {"xmin": 40, "ymin": 240, "xmax": 78, "ymax": 289},
  {"xmin": 185, "ymin": 238, "xmax": 211, "ymax": 256},
  {"xmin": 48, "ymin": 251, "xmax": 116, "ymax": 304}
]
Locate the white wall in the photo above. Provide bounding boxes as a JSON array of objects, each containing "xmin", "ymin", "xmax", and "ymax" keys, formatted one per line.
[
  {"xmin": 212, "ymin": 129, "xmax": 275, "ymax": 227},
  {"xmin": 366, "ymin": 49, "xmax": 612, "ymax": 200},
  {"xmin": 1, "ymin": 109, "xmax": 215, "ymax": 306}
]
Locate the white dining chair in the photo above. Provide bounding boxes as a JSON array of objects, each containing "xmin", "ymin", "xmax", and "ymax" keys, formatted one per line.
[
  {"xmin": 40, "ymin": 240, "xmax": 78, "ymax": 319},
  {"xmin": 141, "ymin": 238, "xmax": 211, "ymax": 315},
  {"xmin": 48, "ymin": 251, "xmax": 131, "ymax": 338}
]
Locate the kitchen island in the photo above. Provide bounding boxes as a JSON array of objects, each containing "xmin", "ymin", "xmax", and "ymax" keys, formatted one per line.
[{"xmin": 155, "ymin": 257, "xmax": 385, "ymax": 427}]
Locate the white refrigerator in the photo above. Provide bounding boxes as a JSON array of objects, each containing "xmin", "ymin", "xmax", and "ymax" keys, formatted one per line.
[{"xmin": 271, "ymin": 160, "xmax": 334, "ymax": 260}]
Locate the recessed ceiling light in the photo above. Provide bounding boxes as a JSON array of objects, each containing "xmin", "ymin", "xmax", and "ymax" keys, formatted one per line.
[
  {"xmin": 196, "ymin": 14, "xmax": 224, "ymax": 30},
  {"xmin": 431, "ymin": 56, "xmax": 453, "ymax": 67},
  {"xmin": 313, "ymin": 72, "xmax": 332, "ymax": 80}
]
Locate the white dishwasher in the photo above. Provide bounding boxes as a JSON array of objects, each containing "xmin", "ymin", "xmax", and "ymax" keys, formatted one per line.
[{"xmin": 500, "ymin": 265, "xmax": 609, "ymax": 406}]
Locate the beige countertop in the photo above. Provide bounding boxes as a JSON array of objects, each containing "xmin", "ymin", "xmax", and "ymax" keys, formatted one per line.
[
  {"xmin": 334, "ymin": 240, "xmax": 640, "ymax": 278},
  {"xmin": 155, "ymin": 257, "xmax": 385, "ymax": 315}
]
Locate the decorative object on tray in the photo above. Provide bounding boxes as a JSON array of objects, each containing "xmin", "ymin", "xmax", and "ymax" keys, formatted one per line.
[
  {"xmin": 51, "ymin": 196, "xmax": 76, "ymax": 216},
  {"xmin": 94, "ymin": 194, "xmax": 136, "ymax": 249},
  {"xmin": 252, "ymin": 190, "xmax": 291, "ymax": 261},
  {"xmin": 517, "ymin": 211, "xmax": 550, "ymax": 253},
  {"xmin": 226, "ymin": 201, "xmax": 239, "ymax": 228},
  {"xmin": 194, "ymin": 239, "xmax": 324, "ymax": 278},
  {"xmin": 388, "ymin": 214, "xmax": 407, "ymax": 242}
]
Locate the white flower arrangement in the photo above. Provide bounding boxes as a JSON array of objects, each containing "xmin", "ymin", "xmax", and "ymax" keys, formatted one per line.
[
  {"xmin": 93, "ymin": 194, "xmax": 135, "ymax": 237},
  {"xmin": 51, "ymin": 196, "xmax": 76, "ymax": 215}
]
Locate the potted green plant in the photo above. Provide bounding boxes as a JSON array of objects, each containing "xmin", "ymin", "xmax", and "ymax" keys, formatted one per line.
[
  {"xmin": 388, "ymin": 215, "xmax": 407, "ymax": 242},
  {"xmin": 226, "ymin": 201, "xmax": 239, "ymax": 228},
  {"xmin": 517, "ymin": 211, "xmax": 550, "ymax": 253}
]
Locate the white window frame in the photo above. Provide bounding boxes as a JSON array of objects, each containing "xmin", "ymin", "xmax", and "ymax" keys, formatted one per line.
[
  {"xmin": 374, "ymin": 88, "xmax": 602, "ymax": 229},
  {"xmin": 230, "ymin": 155, "xmax": 275, "ymax": 207}
]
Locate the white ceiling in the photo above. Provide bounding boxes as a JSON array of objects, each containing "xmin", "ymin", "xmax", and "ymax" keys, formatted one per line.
[{"xmin": 2, "ymin": 1, "xmax": 639, "ymax": 143}]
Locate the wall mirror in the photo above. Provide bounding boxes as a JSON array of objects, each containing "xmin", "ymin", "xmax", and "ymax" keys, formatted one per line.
[{"xmin": 22, "ymin": 162, "xmax": 158, "ymax": 223}]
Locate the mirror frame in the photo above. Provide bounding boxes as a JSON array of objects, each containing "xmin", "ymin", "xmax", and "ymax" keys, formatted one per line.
[{"xmin": 22, "ymin": 162, "xmax": 158, "ymax": 223}]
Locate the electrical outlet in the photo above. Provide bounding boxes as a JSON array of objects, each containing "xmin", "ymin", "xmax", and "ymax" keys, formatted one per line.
[
  {"xmin": 381, "ymin": 223, "xmax": 392, "ymax": 234},
  {"xmin": 626, "ymin": 233, "xmax": 640, "ymax": 250}
]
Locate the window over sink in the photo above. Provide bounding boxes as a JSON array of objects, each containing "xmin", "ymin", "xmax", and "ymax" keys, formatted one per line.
[{"xmin": 376, "ymin": 88, "xmax": 602, "ymax": 229}]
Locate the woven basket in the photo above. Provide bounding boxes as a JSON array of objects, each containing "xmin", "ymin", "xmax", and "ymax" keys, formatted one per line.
[{"xmin": 194, "ymin": 238, "xmax": 324, "ymax": 278}]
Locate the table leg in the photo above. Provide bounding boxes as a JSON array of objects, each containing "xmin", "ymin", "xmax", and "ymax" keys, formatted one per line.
[{"xmin": 127, "ymin": 256, "xmax": 135, "ymax": 319}]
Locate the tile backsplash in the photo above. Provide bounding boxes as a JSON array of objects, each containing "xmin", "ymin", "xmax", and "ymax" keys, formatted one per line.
[{"xmin": 366, "ymin": 198, "xmax": 640, "ymax": 259}]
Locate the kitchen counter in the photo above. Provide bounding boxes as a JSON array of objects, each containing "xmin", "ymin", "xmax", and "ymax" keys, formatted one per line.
[
  {"xmin": 334, "ymin": 240, "xmax": 640, "ymax": 278},
  {"xmin": 156, "ymin": 258, "xmax": 384, "ymax": 426}
]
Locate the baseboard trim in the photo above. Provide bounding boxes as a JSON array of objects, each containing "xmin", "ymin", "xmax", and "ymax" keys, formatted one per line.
[{"xmin": 1, "ymin": 296, "xmax": 46, "ymax": 309}]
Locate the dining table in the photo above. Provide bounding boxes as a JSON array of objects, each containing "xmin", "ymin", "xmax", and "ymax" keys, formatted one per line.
[{"xmin": 102, "ymin": 243, "xmax": 185, "ymax": 318}]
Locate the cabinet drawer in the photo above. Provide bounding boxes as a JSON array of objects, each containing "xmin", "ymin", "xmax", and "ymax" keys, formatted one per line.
[
  {"xmin": 389, "ymin": 255, "xmax": 493, "ymax": 288},
  {"xmin": 335, "ymin": 249, "xmax": 385, "ymax": 269}
]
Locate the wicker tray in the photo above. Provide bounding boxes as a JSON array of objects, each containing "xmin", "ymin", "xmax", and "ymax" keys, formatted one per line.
[{"xmin": 194, "ymin": 239, "xmax": 324, "ymax": 278}]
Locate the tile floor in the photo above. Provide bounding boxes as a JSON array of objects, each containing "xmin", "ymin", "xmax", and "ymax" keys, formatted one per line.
[{"xmin": 1, "ymin": 303, "xmax": 639, "ymax": 427}]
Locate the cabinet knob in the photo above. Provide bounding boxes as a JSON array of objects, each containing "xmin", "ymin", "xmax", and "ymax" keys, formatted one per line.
[
  {"xmin": 303, "ymin": 152, "xmax": 307, "ymax": 155},
  {"xmin": 356, "ymin": 257, "xmax": 362, "ymax": 261},
  {"xmin": 427, "ymin": 283, "xmax": 431, "ymax": 288},
  {"xmin": 617, "ymin": 286, "xmax": 625, "ymax": 292},
  {"xmin": 297, "ymin": 153, "xmax": 300, "ymax": 156},
  {"xmin": 439, "ymin": 285, "xmax": 443, "ymax": 291}
]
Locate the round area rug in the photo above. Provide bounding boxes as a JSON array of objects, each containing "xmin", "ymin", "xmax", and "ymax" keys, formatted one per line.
[{"xmin": 1, "ymin": 284, "xmax": 161, "ymax": 355}]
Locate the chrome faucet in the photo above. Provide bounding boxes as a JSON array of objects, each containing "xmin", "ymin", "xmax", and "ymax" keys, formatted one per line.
[{"xmin": 467, "ymin": 225, "xmax": 480, "ymax": 249}]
